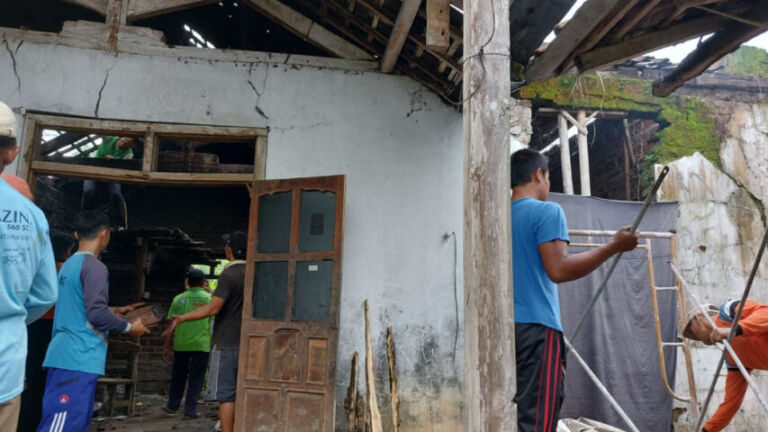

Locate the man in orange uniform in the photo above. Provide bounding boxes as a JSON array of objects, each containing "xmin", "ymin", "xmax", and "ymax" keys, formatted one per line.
[{"xmin": 683, "ymin": 300, "xmax": 768, "ymax": 432}]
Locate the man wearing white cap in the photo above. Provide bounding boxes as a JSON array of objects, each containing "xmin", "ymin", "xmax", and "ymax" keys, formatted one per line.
[
  {"xmin": 0, "ymin": 101, "xmax": 58, "ymax": 429},
  {"xmin": 683, "ymin": 300, "xmax": 768, "ymax": 432}
]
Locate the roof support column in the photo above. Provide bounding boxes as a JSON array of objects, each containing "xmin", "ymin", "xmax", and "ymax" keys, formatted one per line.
[
  {"xmin": 462, "ymin": 0, "xmax": 516, "ymax": 430},
  {"xmin": 558, "ymin": 112, "xmax": 574, "ymax": 195},
  {"xmin": 577, "ymin": 109, "xmax": 591, "ymax": 196}
]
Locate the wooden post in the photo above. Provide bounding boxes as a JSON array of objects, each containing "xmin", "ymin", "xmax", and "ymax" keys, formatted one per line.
[
  {"xmin": 577, "ymin": 110, "xmax": 591, "ymax": 196},
  {"xmin": 463, "ymin": 0, "xmax": 516, "ymax": 430},
  {"xmin": 558, "ymin": 113, "xmax": 574, "ymax": 195}
]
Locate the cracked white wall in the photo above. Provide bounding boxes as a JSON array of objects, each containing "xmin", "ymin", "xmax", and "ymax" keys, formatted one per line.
[
  {"xmin": 661, "ymin": 102, "xmax": 768, "ymax": 432},
  {"xmin": 0, "ymin": 36, "xmax": 465, "ymax": 431}
]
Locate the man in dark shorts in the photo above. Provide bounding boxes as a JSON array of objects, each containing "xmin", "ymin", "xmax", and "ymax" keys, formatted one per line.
[
  {"xmin": 510, "ymin": 149, "xmax": 639, "ymax": 432},
  {"xmin": 168, "ymin": 231, "xmax": 247, "ymax": 432}
]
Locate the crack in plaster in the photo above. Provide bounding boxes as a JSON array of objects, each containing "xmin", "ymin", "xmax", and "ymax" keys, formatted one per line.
[
  {"xmin": 247, "ymin": 63, "xmax": 269, "ymax": 120},
  {"xmin": 94, "ymin": 59, "xmax": 117, "ymax": 118},
  {"xmin": 3, "ymin": 38, "xmax": 21, "ymax": 95}
]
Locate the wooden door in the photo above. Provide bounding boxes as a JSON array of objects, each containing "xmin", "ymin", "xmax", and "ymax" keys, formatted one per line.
[{"xmin": 235, "ymin": 175, "xmax": 345, "ymax": 432}]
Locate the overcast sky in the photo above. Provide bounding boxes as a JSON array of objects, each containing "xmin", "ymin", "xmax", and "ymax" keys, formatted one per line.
[{"xmin": 545, "ymin": 0, "xmax": 768, "ymax": 64}]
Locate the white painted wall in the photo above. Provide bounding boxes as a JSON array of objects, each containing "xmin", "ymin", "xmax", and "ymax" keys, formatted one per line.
[{"xmin": 0, "ymin": 34, "xmax": 465, "ymax": 431}]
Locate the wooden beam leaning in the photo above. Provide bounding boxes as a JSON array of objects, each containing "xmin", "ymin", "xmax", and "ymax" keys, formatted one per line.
[
  {"xmin": 653, "ymin": 5, "xmax": 768, "ymax": 97},
  {"xmin": 577, "ymin": 14, "xmax": 729, "ymax": 73},
  {"xmin": 127, "ymin": 0, "xmax": 218, "ymax": 21},
  {"xmin": 380, "ymin": 0, "xmax": 423, "ymax": 73},
  {"xmin": 524, "ymin": 0, "xmax": 619, "ymax": 82},
  {"xmin": 243, "ymin": 0, "xmax": 373, "ymax": 60},
  {"xmin": 427, "ymin": 0, "xmax": 450, "ymax": 52},
  {"xmin": 60, "ymin": 0, "xmax": 108, "ymax": 15},
  {"xmin": 463, "ymin": 0, "xmax": 516, "ymax": 430}
]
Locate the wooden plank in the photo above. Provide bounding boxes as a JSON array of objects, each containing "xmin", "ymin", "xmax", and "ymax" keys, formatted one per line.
[
  {"xmin": 386, "ymin": 327, "xmax": 400, "ymax": 432},
  {"xmin": 463, "ymin": 0, "xmax": 515, "ymax": 430},
  {"xmin": 60, "ymin": 0, "xmax": 108, "ymax": 15},
  {"xmin": 576, "ymin": 14, "xmax": 729, "ymax": 73},
  {"xmin": 525, "ymin": 0, "xmax": 620, "ymax": 81},
  {"xmin": 142, "ymin": 126, "xmax": 155, "ymax": 174},
  {"xmin": 653, "ymin": 5, "xmax": 768, "ymax": 97},
  {"xmin": 426, "ymin": 0, "xmax": 450, "ymax": 53},
  {"xmin": 343, "ymin": 352, "xmax": 359, "ymax": 432},
  {"xmin": 255, "ymin": 135, "xmax": 268, "ymax": 180},
  {"xmin": 364, "ymin": 300, "xmax": 383, "ymax": 432},
  {"xmin": 30, "ymin": 160, "xmax": 254, "ymax": 185},
  {"xmin": 558, "ymin": 0, "xmax": 643, "ymax": 74},
  {"xmin": 558, "ymin": 113, "xmax": 574, "ymax": 195},
  {"xmin": 243, "ymin": 0, "xmax": 373, "ymax": 60},
  {"xmin": 577, "ymin": 110, "xmax": 590, "ymax": 196},
  {"xmin": 127, "ymin": 0, "xmax": 217, "ymax": 21},
  {"xmin": 611, "ymin": 0, "xmax": 662, "ymax": 41},
  {"xmin": 380, "ymin": 0, "xmax": 422, "ymax": 73},
  {"xmin": 658, "ymin": 0, "xmax": 727, "ymax": 29}
]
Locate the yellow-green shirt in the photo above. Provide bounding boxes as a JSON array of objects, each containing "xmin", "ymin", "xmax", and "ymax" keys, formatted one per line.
[{"xmin": 167, "ymin": 287, "xmax": 212, "ymax": 352}]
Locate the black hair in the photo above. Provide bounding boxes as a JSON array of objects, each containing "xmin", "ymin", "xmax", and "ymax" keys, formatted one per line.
[
  {"xmin": 73, "ymin": 211, "xmax": 110, "ymax": 239},
  {"xmin": 0, "ymin": 135, "xmax": 16, "ymax": 150},
  {"xmin": 51, "ymin": 232, "xmax": 76, "ymax": 262},
  {"xmin": 511, "ymin": 148, "xmax": 549, "ymax": 188}
]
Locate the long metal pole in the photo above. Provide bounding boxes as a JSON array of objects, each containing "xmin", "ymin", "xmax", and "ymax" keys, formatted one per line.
[
  {"xmin": 669, "ymin": 264, "xmax": 768, "ymax": 427},
  {"xmin": 683, "ymin": 225, "xmax": 768, "ymax": 431},
  {"xmin": 569, "ymin": 165, "xmax": 670, "ymax": 342},
  {"xmin": 563, "ymin": 337, "xmax": 640, "ymax": 432}
]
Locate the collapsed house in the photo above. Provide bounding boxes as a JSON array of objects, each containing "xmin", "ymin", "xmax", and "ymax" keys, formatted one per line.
[{"xmin": 2, "ymin": 0, "xmax": 768, "ymax": 430}]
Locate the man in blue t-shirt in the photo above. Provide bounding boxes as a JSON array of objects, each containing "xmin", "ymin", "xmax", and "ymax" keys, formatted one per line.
[
  {"xmin": 37, "ymin": 211, "xmax": 150, "ymax": 432},
  {"xmin": 510, "ymin": 149, "xmax": 639, "ymax": 432},
  {"xmin": 0, "ymin": 101, "xmax": 58, "ymax": 431}
]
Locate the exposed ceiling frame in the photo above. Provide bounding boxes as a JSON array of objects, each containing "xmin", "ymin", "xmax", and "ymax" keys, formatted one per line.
[
  {"xmin": 242, "ymin": 0, "xmax": 374, "ymax": 60},
  {"xmin": 653, "ymin": 3, "xmax": 768, "ymax": 96},
  {"xmin": 576, "ymin": 14, "xmax": 730, "ymax": 73},
  {"xmin": 380, "ymin": 0, "xmax": 422, "ymax": 73},
  {"xmin": 524, "ymin": 0, "xmax": 621, "ymax": 81},
  {"xmin": 126, "ymin": 0, "xmax": 219, "ymax": 21}
]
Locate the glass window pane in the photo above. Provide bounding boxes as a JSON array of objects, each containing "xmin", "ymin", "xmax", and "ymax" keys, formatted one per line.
[
  {"xmin": 253, "ymin": 261, "xmax": 288, "ymax": 320},
  {"xmin": 293, "ymin": 261, "xmax": 333, "ymax": 321},
  {"xmin": 258, "ymin": 192, "xmax": 292, "ymax": 253},
  {"xmin": 298, "ymin": 191, "xmax": 336, "ymax": 252}
]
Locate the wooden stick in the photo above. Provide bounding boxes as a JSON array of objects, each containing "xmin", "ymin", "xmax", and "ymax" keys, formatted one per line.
[
  {"xmin": 364, "ymin": 300, "xmax": 383, "ymax": 432},
  {"xmin": 344, "ymin": 352, "xmax": 360, "ymax": 432},
  {"xmin": 577, "ymin": 110, "xmax": 591, "ymax": 196},
  {"xmin": 386, "ymin": 327, "xmax": 400, "ymax": 432},
  {"xmin": 558, "ymin": 113, "xmax": 574, "ymax": 195}
]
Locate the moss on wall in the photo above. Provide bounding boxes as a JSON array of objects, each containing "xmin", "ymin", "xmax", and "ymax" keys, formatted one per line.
[{"xmin": 520, "ymin": 73, "xmax": 721, "ymax": 167}]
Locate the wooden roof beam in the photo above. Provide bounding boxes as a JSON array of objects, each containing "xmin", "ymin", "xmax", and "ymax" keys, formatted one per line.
[
  {"xmin": 427, "ymin": 0, "xmax": 450, "ymax": 52},
  {"xmin": 243, "ymin": 0, "xmax": 373, "ymax": 60},
  {"xmin": 127, "ymin": 0, "xmax": 218, "ymax": 21},
  {"xmin": 60, "ymin": 0, "xmax": 108, "ymax": 16},
  {"xmin": 576, "ymin": 14, "xmax": 730, "ymax": 73},
  {"xmin": 524, "ymin": 0, "xmax": 623, "ymax": 82},
  {"xmin": 611, "ymin": 0, "xmax": 662, "ymax": 41},
  {"xmin": 658, "ymin": 0, "xmax": 728, "ymax": 28},
  {"xmin": 652, "ymin": 5, "xmax": 768, "ymax": 97},
  {"xmin": 380, "ymin": 0, "xmax": 422, "ymax": 73}
]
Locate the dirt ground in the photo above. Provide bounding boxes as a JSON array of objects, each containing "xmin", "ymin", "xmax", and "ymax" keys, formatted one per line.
[{"xmin": 89, "ymin": 394, "xmax": 218, "ymax": 432}]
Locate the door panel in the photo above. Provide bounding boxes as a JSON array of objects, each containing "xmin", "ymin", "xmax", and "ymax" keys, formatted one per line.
[{"xmin": 236, "ymin": 175, "xmax": 345, "ymax": 432}]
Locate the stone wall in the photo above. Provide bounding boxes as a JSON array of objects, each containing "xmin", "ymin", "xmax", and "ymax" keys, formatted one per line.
[{"xmin": 660, "ymin": 101, "xmax": 768, "ymax": 432}]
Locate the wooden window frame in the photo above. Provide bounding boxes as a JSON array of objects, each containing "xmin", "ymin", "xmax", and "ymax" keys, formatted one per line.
[{"xmin": 18, "ymin": 113, "xmax": 268, "ymax": 188}]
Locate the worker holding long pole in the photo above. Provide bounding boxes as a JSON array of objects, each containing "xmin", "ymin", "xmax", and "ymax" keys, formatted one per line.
[
  {"xmin": 683, "ymin": 300, "xmax": 768, "ymax": 432},
  {"xmin": 510, "ymin": 149, "xmax": 640, "ymax": 431}
]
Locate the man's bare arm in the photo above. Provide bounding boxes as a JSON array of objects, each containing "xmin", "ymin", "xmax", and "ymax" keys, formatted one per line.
[{"xmin": 539, "ymin": 226, "xmax": 639, "ymax": 283}]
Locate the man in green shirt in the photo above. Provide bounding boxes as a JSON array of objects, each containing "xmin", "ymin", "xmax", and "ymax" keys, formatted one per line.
[
  {"xmin": 162, "ymin": 268, "xmax": 212, "ymax": 418},
  {"xmin": 82, "ymin": 136, "xmax": 136, "ymax": 228}
]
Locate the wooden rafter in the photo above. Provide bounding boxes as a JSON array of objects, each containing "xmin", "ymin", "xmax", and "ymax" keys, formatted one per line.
[
  {"xmin": 576, "ymin": 14, "xmax": 730, "ymax": 73},
  {"xmin": 653, "ymin": 4, "xmax": 768, "ymax": 96},
  {"xmin": 557, "ymin": 0, "xmax": 643, "ymax": 74},
  {"xmin": 426, "ymin": 0, "xmax": 450, "ymax": 52},
  {"xmin": 658, "ymin": 0, "xmax": 728, "ymax": 28},
  {"xmin": 525, "ymin": 0, "xmax": 622, "ymax": 81},
  {"xmin": 126, "ymin": 0, "xmax": 218, "ymax": 21},
  {"xmin": 60, "ymin": 0, "xmax": 108, "ymax": 15},
  {"xmin": 243, "ymin": 0, "xmax": 373, "ymax": 60},
  {"xmin": 380, "ymin": 0, "xmax": 422, "ymax": 73},
  {"xmin": 354, "ymin": 0, "xmax": 462, "ymax": 72},
  {"xmin": 611, "ymin": 0, "xmax": 663, "ymax": 41}
]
